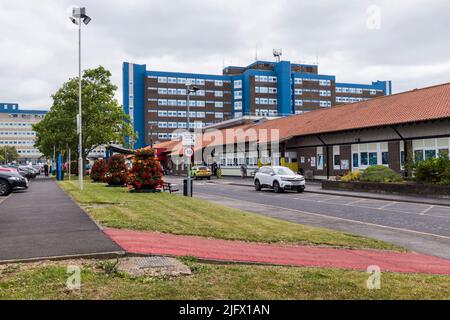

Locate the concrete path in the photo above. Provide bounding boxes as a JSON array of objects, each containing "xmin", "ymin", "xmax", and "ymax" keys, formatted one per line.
[
  {"xmin": 105, "ymin": 228, "xmax": 450, "ymax": 275},
  {"xmin": 0, "ymin": 177, "xmax": 123, "ymax": 262}
]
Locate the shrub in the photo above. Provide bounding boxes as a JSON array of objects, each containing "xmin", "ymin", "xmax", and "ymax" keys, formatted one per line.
[
  {"xmin": 91, "ymin": 159, "xmax": 107, "ymax": 182},
  {"xmin": 360, "ymin": 165, "xmax": 403, "ymax": 183},
  {"xmin": 341, "ymin": 170, "xmax": 360, "ymax": 182},
  {"xmin": 414, "ymin": 155, "xmax": 450, "ymax": 186},
  {"xmin": 127, "ymin": 148, "xmax": 163, "ymax": 191},
  {"xmin": 104, "ymin": 155, "xmax": 128, "ymax": 186}
]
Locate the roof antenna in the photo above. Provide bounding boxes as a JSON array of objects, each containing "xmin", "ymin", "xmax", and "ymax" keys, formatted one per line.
[
  {"xmin": 255, "ymin": 45, "xmax": 258, "ymax": 61},
  {"xmin": 273, "ymin": 49, "xmax": 282, "ymax": 63}
]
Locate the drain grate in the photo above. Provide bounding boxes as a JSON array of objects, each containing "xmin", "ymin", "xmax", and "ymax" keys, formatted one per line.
[{"xmin": 117, "ymin": 256, "xmax": 191, "ymax": 277}]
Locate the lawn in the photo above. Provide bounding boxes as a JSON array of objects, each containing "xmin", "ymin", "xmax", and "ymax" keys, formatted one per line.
[
  {"xmin": 58, "ymin": 180, "xmax": 402, "ymax": 251},
  {"xmin": 0, "ymin": 259, "xmax": 449, "ymax": 300}
]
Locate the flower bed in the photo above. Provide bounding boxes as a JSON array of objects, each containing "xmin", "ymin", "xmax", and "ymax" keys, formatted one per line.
[
  {"xmin": 104, "ymin": 155, "xmax": 128, "ymax": 187},
  {"xmin": 127, "ymin": 148, "xmax": 163, "ymax": 192}
]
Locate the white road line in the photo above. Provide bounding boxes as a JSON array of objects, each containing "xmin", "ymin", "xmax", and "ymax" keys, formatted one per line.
[
  {"xmin": 317, "ymin": 196, "xmax": 341, "ymax": 203},
  {"xmin": 345, "ymin": 199, "xmax": 368, "ymax": 206},
  {"xmin": 377, "ymin": 202, "xmax": 397, "ymax": 210},
  {"xmin": 420, "ymin": 206, "xmax": 435, "ymax": 215},
  {"xmin": 196, "ymin": 192, "xmax": 450, "ymax": 241}
]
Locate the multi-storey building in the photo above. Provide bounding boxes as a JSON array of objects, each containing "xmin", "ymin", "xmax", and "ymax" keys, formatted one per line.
[
  {"xmin": 123, "ymin": 60, "xmax": 392, "ymax": 148},
  {"xmin": 0, "ymin": 103, "xmax": 47, "ymax": 163}
]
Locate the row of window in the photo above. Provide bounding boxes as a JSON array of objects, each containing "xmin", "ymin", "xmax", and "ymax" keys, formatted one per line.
[
  {"xmin": 0, "ymin": 141, "xmax": 35, "ymax": 145},
  {"xmin": 255, "ymin": 87, "xmax": 277, "ymax": 94},
  {"xmin": 336, "ymin": 97, "xmax": 369, "ymax": 103},
  {"xmin": 294, "ymin": 78, "xmax": 332, "ymax": 86},
  {"xmin": 255, "ymin": 109, "xmax": 278, "ymax": 117},
  {"xmin": 156, "ymin": 77, "xmax": 225, "ymax": 87},
  {"xmin": 255, "ymin": 98, "xmax": 278, "ymax": 105},
  {"xmin": 0, "ymin": 131, "xmax": 36, "ymax": 136},
  {"xmin": 156, "ymin": 110, "xmax": 224, "ymax": 119},
  {"xmin": 157, "ymin": 99, "xmax": 207, "ymax": 107},
  {"xmin": 295, "ymin": 100, "xmax": 332, "ymax": 107},
  {"xmin": 294, "ymin": 89, "xmax": 331, "ymax": 97},
  {"xmin": 152, "ymin": 88, "xmax": 226, "ymax": 97},
  {"xmin": 254, "ymin": 76, "xmax": 278, "ymax": 83},
  {"xmin": 0, "ymin": 122, "xmax": 34, "ymax": 127},
  {"xmin": 336, "ymin": 87, "xmax": 381, "ymax": 95},
  {"xmin": 6, "ymin": 114, "xmax": 44, "ymax": 119},
  {"xmin": 157, "ymin": 121, "xmax": 205, "ymax": 129}
]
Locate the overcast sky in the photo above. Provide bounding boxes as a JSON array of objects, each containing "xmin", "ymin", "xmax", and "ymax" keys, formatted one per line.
[{"xmin": 0, "ymin": 0, "xmax": 449, "ymax": 110}]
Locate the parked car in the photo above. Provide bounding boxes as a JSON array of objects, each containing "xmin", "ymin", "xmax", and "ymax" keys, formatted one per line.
[
  {"xmin": 254, "ymin": 166, "xmax": 306, "ymax": 193},
  {"xmin": 190, "ymin": 166, "xmax": 212, "ymax": 180},
  {"xmin": 0, "ymin": 168, "xmax": 29, "ymax": 196}
]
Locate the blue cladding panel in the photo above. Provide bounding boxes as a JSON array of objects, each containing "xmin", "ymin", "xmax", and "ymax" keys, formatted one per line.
[
  {"xmin": 122, "ymin": 62, "xmax": 130, "ymax": 147},
  {"xmin": 275, "ymin": 61, "xmax": 292, "ymax": 116},
  {"xmin": 132, "ymin": 63, "xmax": 146, "ymax": 149}
]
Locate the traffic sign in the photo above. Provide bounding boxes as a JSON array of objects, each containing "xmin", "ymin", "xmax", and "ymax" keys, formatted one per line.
[
  {"xmin": 184, "ymin": 147, "xmax": 194, "ymax": 157},
  {"xmin": 182, "ymin": 132, "xmax": 196, "ymax": 146}
]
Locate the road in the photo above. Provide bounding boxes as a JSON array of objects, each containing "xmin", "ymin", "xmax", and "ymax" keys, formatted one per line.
[{"xmin": 189, "ymin": 181, "xmax": 450, "ymax": 260}]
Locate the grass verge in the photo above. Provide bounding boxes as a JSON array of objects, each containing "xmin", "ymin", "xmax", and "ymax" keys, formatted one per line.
[
  {"xmin": 59, "ymin": 180, "xmax": 403, "ymax": 251},
  {"xmin": 0, "ymin": 259, "xmax": 449, "ymax": 300}
]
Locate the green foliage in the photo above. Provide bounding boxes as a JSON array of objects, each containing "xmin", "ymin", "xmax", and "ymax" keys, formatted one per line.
[
  {"xmin": 33, "ymin": 66, "xmax": 135, "ymax": 159},
  {"xmin": 0, "ymin": 146, "xmax": 19, "ymax": 163},
  {"xmin": 91, "ymin": 159, "xmax": 107, "ymax": 182},
  {"xmin": 414, "ymin": 155, "xmax": 450, "ymax": 186},
  {"xmin": 360, "ymin": 165, "xmax": 403, "ymax": 183},
  {"xmin": 104, "ymin": 155, "xmax": 128, "ymax": 186}
]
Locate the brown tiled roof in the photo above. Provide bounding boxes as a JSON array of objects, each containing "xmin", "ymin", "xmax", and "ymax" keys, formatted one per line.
[
  {"xmin": 266, "ymin": 82, "xmax": 450, "ymax": 140},
  {"xmin": 153, "ymin": 82, "xmax": 450, "ymax": 151}
]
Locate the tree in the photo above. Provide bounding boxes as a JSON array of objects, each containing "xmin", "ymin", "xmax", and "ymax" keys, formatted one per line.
[
  {"xmin": 33, "ymin": 66, "xmax": 134, "ymax": 171},
  {"xmin": 0, "ymin": 146, "xmax": 19, "ymax": 164}
]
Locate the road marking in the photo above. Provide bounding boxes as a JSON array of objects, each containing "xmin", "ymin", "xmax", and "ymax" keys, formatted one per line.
[
  {"xmin": 420, "ymin": 206, "xmax": 434, "ymax": 215},
  {"xmin": 317, "ymin": 196, "xmax": 341, "ymax": 203},
  {"xmin": 378, "ymin": 202, "xmax": 397, "ymax": 210},
  {"xmin": 196, "ymin": 192, "xmax": 450, "ymax": 241},
  {"xmin": 0, "ymin": 194, "xmax": 12, "ymax": 205},
  {"xmin": 345, "ymin": 199, "xmax": 368, "ymax": 206}
]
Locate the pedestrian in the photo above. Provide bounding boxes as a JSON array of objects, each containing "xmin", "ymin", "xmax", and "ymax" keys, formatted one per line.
[
  {"xmin": 44, "ymin": 163, "xmax": 49, "ymax": 177},
  {"xmin": 211, "ymin": 161, "xmax": 218, "ymax": 178},
  {"xmin": 240, "ymin": 163, "xmax": 248, "ymax": 178}
]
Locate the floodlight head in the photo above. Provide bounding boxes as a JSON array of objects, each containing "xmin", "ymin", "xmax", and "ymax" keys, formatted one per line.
[
  {"xmin": 192, "ymin": 86, "xmax": 200, "ymax": 92},
  {"xmin": 83, "ymin": 16, "xmax": 91, "ymax": 25},
  {"xmin": 69, "ymin": 17, "xmax": 79, "ymax": 25},
  {"xmin": 72, "ymin": 7, "xmax": 86, "ymax": 18}
]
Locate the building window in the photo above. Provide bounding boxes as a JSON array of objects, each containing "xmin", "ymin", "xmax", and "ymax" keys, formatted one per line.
[
  {"xmin": 215, "ymin": 91, "xmax": 223, "ymax": 97},
  {"xmin": 215, "ymin": 80, "xmax": 223, "ymax": 86},
  {"xmin": 234, "ymin": 101, "xmax": 243, "ymax": 110},
  {"xmin": 353, "ymin": 153, "xmax": 359, "ymax": 168},
  {"xmin": 215, "ymin": 113, "xmax": 224, "ymax": 119},
  {"xmin": 234, "ymin": 80, "xmax": 242, "ymax": 89},
  {"xmin": 215, "ymin": 101, "xmax": 223, "ymax": 108},
  {"xmin": 369, "ymin": 152, "xmax": 378, "ymax": 166},
  {"xmin": 425, "ymin": 149, "xmax": 437, "ymax": 160},
  {"xmin": 157, "ymin": 77, "xmax": 167, "ymax": 83},
  {"xmin": 360, "ymin": 152, "xmax": 368, "ymax": 166},
  {"xmin": 234, "ymin": 91, "xmax": 242, "ymax": 100},
  {"xmin": 168, "ymin": 77, "xmax": 177, "ymax": 84},
  {"xmin": 382, "ymin": 152, "xmax": 389, "ymax": 165}
]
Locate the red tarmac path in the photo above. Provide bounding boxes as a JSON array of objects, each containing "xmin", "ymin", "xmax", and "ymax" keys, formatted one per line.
[{"xmin": 104, "ymin": 228, "xmax": 450, "ymax": 275}]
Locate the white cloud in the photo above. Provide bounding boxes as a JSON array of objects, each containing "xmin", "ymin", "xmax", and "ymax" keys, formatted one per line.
[{"xmin": 0, "ymin": 0, "xmax": 448, "ymax": 110}]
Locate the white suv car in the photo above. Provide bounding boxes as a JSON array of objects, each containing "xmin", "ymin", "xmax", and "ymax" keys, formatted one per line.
[{"xmin": 254, "ymin": 166, "xmax": 306, "ymax": 193}]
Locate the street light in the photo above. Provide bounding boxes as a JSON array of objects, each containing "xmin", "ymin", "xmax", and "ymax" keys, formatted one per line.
[
  {"xmin": 70, "ymin": 7, "xmax": 91, "ymax": 191},
  {"xmin": 185, "ymin": 84, "xmax": 199, "ymax": 197}
]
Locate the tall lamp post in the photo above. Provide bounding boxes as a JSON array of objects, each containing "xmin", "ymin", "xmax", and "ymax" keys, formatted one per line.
[
  {"xmin": 185, "ymin": 84, "xmax": 199, "ymax": 197},
  {"xmin": 70, "ymin": 7, "xmax": 92, "ymax": 191}
]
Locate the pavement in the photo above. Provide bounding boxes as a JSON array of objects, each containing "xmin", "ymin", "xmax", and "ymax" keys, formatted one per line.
[
  {"xmin": 105, "ymin": 228, "xmax": 450, "ymax": 275},
  {"xmin": 0, "ymin": 177, "xmax": 123, "ymax": 263},
  {"xmin": 165, "ymin": 177, "xmax": 450, "ymax": 260}
]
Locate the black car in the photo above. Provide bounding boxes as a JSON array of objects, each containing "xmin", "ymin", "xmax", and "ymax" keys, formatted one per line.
[{"xmin": 0, "ymin": 169, "xmax": 29, "ymax": 196}]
